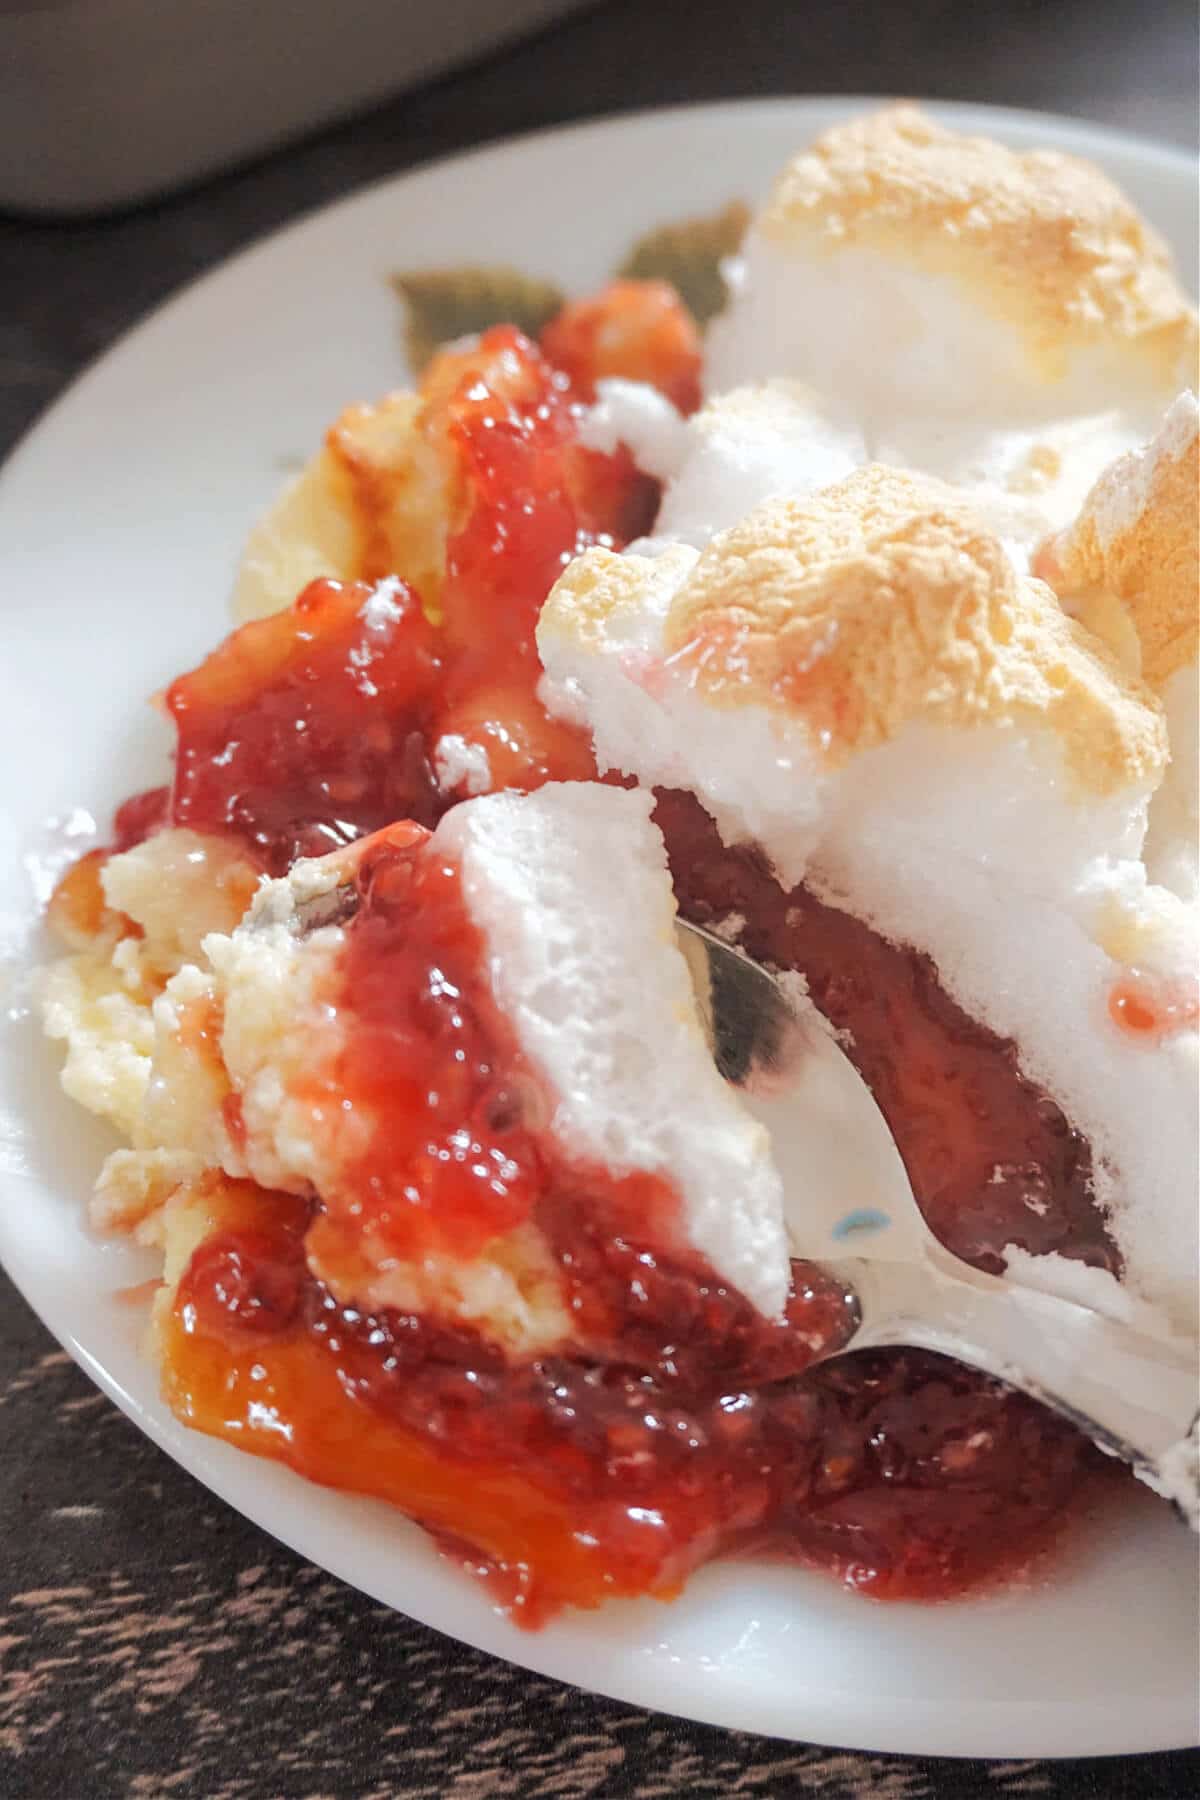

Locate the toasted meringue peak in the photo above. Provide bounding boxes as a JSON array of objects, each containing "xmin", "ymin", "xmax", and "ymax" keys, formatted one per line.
[
  {"xmin": 1037, "ymin": 391, "xmax": 1199, "ymax": 687},
  {"xmin": 543, "ymin": 538, "xmax": 697, "ymax": 653},
  {"xmin": 539, "ymin": 472, "xmax": 1195, "ymax": 1334},
  {"xmin": 760, "ymin": 106, "xmax": 1197, "ymax": 388},
  {"xmin": 550, "ymin": 466, "xmax": 1166, "ymax": 795}
]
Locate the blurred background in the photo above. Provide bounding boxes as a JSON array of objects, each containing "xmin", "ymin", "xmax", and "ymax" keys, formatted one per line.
[
  {"xmin": 5, "ymin": 0, "xmax": 1196, "ymax": 217},
  {"xmin": 2, "ymin": 0, "xmax": 1197, "ymax": 446}
]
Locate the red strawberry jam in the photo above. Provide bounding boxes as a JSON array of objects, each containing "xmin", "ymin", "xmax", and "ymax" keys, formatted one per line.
[
  {"xmin": 428, "ymin": 326, "xmax": 655, "ymax": 794},
  {"xmin": 540, "ymin": 280, "xmax": 704, "ymax": 414},
  {"xmin": 653, "ymin": 789, "xmax": 1118, "ymax": 1282},
  {"xmin": 302, "ymin": 822, "xmax": 547, "ymax": 1265},
  {"xmin": 165, "ymin": 831, "xmax": 1105, "ymax": 1625},
  {"xmin": 170, "ymin": 1172, "xmax": 1094, "ymax": 1623},
  {"xmin": 166, "ymin": 574, "xmax": 443, "ymax": 874},
  {"xmin": 57, "ymin": 285, "xmax": 1123, "ymax": 1626},
  {"xmin": 106, "ymin": 330, "xmax": 655, "ymax": 872}
]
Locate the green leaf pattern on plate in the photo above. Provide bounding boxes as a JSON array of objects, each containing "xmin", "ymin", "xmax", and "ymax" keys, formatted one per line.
[
  {"xmin": 393, "ymin": 198, "xmax": 749, "ymax": 370},
  {"xmin": 393, "ymin": 267, "xmax": 566, "ymax": 375},
  {"xmin": 616, "ymin": 199, "xmax": 750, "ymax": 326}
]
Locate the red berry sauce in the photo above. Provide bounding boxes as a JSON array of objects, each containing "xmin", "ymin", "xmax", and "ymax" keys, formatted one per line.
[
  {"xmin": 429, "ymin": 326, "xmax": 655, "ymax": 795},
  {"xmin": 539, "ymin": 280, "xmax": 704, "ymax": 415},
  {"xmin": 300, "ymin": 823, "xmax": 548, "ymax": 1267},
  {"xmin": 653, "ymin": 789, "xmax": 1117, "ymax": 1282},
  {"xmin": 56, "ymin": 297, "xmax": 1122, "ymax": 1624},
  {"xmin": 107, "ymin": 329, "xmax": 655, "ymax": 872},
  {"xmin": 167, "ymin": 831, "xmax": 1104, "ymax": 1625},
  {"xmin": 166, "ymin": 574, "xmax": 444, "ymax": 875}
]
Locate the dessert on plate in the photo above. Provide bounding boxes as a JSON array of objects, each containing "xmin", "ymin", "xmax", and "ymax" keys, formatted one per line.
[{"xmin": 40, "ymin": 106, "xmax": 1199, "ymax": 1625}]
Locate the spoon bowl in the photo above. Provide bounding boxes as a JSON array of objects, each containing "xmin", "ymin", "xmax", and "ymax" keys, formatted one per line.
[{"xmin": 677, "ymin": 918, "xmax": 1200, "ymax": 1525}]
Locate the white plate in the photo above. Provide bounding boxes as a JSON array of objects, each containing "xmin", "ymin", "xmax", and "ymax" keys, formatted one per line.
[{"xmin": 1, "ymin": 99, "xmax": 1196, "ymax": 1761}]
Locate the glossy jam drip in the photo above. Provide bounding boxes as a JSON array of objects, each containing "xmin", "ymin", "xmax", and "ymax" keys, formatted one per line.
[
  {"xmin": 303, "ymin": 826, "xmax": 549, "ymax": 1264},
  {"xmin": 1108, "ymin": 970, "xmax": 1200, "ymax": 1041},
  {"xmin": 428, "ymin": 326, "xmax": 656, "ymax": 794},
  {"xmin": 94, "ymin": 330, "xmax": 656, "ymax": 875},
  {"xmin": 165, "ymin": 575, "xmax": 443, "ymax": 875},
  {"xmin": 429, "ymin": 325, "xmax": 647, "ymax": 802},
  {"xmin": 433, "ymin": 326, "xmax": 654, "ymax": 661}
]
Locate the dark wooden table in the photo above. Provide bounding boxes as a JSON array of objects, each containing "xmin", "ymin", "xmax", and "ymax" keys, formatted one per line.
[{"xmin": 3, "ymin": 2, "xmax": 1198, "ymax": 1793}]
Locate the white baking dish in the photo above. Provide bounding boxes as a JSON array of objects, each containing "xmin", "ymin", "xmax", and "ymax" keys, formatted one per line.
[{"xmin": 1, "ymin": 0, "xmax": 592, "ymax": 215}]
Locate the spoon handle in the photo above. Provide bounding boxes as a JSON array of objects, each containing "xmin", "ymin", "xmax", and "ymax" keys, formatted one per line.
[{"xmin": 829, "ymin": 1255, "xmax": 1200, "ymax": 1525}]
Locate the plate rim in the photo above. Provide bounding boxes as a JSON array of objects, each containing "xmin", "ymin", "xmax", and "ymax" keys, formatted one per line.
[
  {"xmin": 1, "ymin": 95, "xmax": 1197, "ymax": 1761},
  {"xmin": 0, "ymin": 92, "xmax": 1193, "ymax": 490}
]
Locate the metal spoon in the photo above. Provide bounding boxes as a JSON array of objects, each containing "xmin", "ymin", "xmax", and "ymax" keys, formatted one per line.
[
  {"xmin": 676, "ymin": 918, "xmax": 1200, "ymax": 1526},
  {"xmin": 292, "ymin": 872, "xmax": 1197, "ymax": 1518}
]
